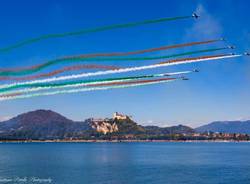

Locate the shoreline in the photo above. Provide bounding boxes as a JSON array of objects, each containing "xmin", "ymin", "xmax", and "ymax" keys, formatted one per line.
[{"xmin": 1, "ymin": 140, "xmax": 250, "ymax": 143}]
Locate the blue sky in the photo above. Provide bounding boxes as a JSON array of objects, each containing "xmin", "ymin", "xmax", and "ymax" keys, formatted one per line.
[{"xmin": 0, "ymin": 0, "xmax": 249, "ymax": 127}]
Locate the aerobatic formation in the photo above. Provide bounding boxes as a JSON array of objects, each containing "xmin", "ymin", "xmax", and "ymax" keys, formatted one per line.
[{"xmin": 0, "ymin": 13, "xmax": 248, "ymax": 101}]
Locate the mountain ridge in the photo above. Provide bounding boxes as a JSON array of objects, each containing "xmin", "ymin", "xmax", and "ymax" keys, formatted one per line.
[
  {"xmin": 196, "ymin": 120, "xmax": 250, "ymax": 134},
  {"xmin": 0, "ymin": 110, "xmax": 249, "ymax": 140},
  {"xmin": 0, "ymin": 110, "xmax": 194, "ymax": 140}
]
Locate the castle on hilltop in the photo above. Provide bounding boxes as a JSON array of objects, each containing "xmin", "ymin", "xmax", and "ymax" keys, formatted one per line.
[
  {"xmin": 113, "ymin": 112, "xmax": 131, "ymax": 120},
  {"xmin": 89, "ymin": 112, "xmax": 131, "ymax": 122},
  {"xmin": 88, "ymin": 112, "xmax": 131, "ymax": 135}
]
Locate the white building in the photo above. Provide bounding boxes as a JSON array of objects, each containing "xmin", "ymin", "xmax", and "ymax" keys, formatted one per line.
[{"xmin": 113, "ymin": 112, "xmax": 130, "ymax": 120}]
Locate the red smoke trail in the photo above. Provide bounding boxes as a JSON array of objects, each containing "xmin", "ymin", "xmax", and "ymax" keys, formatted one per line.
[
  {"xmin": 0, "ymin": 92, "xmax": 22, "ymax": 98},
  {"xmin": 66, "ymin": 40, "xmax": 220, "ymax": 59},
  {"xmin": 84, "ymin": 77, "xmax": 176, "ymax": 87},
  {"xmin": 0, "ymin": 77, "xmax": 176, "ymax": 98},
  {"xmin": 0, "ymin": 54, "xmax": 228, "ymax": 81},
  {"xmin": 159, "ymin": 54, "xmax": 228, "ymax": 64},
  {"xmin": 0, "ymin": 64, "xmax": 120, "ymax": 81},
  {"xmin": 0, "ymin": 39, "xmax": 220, "ymax": 72}
]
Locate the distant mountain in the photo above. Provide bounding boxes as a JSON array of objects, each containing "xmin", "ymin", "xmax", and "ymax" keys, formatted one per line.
[
  {"xmin": 0, "ymin": 110, "xmax": 93, "ymax": 140},
  {"xmin": 145, "ymin": 125, "xmax": 194, "ymax": 135},
  {"xmin": 0, "ymin": 110, "xmax": 195, "ymax": 140},
  {"xmin": 196, "ymin": 120, "xmax": 250, "ymax": 134}
]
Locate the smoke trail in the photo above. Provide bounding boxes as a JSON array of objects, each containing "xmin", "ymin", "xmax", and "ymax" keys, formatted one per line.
[
  {"xmin": 68, "ymin": 39, "xmax": 221, "ymax": 58},
  {"xmin": 0, "ymin": 92, "xmax": 22, "ymax": 98},
  {"xmin": 0, "ymin": 78, "xmax": 178, "ymax": 101},
  {"xmin": 0, "ymin": 39, "xmax": 222, "ymax": 75},
  {"xmin": 0, "ymin": 64, "xmax": 120, "ymax": 81},
  {"xmin": 0, "ymin": 71, "xmax": 192, "ymax": 94},
  {"xmin": 82, "ymin": 77, "xmax": 176, "ymax": 87},
  {"xmin": 0, "ymin": 47, "xmax": 226, "ymax": 77},
  {"xmin": 0, "ymin": 15, "xmax": 193, "ymax": 53},
  {"xmin": 0, "ymin": 54, "xmax": 241, "ymax": 90}
]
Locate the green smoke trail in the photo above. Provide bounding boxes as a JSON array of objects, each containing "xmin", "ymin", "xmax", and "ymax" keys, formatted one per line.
[
  {"xmin": 0, "ymin": 78, "xmax": 178, "ymax": 101},
  {"xmin": 0, "ymin": 54, "xmax": 241, "ymax": 91},
  {"xmin": 0, "ymin": 15, "xmax": 192, "ymax": 53},
  {"xmin": 0, "ymin": 71, "xmax": 189, "ymax": 94},
  {"xmin": 0, "ymin": 47, "xmax": 227, "ymax": 77}
]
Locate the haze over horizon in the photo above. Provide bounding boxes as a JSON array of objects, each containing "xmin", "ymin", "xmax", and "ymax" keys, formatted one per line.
[{"xmin": 0, "ymin": 0, "xmax": 249, "ymax": 127}]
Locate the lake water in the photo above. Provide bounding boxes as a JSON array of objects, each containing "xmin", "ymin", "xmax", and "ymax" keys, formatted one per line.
[{"xmin": 0, "ymin": 142, "xmax": 250, "ymax": 184}]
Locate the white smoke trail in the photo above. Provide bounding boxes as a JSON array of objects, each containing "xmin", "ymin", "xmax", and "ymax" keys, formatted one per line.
[
  {"xmin": 0, "ymin": 54, "xmax": 241, "ymax": 90},
  {"xmin": 0, "ymin": 79, "xmax": 178, "ymax": 101},
  {"xmin": 0, "ymin": 71, "xmax": 192, "ymax": 95}
]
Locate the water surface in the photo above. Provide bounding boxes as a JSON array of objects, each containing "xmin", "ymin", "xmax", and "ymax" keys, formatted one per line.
[{"xmin": 0, "ymin": 142, "xmax": 249, "ymax": 184}]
